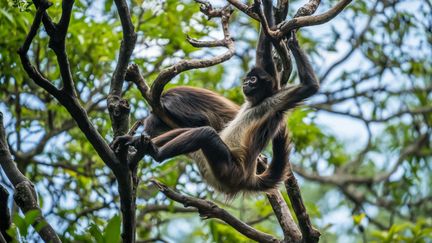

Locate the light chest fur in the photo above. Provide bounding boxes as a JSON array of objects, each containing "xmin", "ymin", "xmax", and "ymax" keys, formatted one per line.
[{"xmin": 189, "ymin": 103, "xmax": 266, "ymax": 191}]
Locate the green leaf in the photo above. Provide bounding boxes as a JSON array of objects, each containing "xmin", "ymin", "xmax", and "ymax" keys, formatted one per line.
[
  {"xmin": 89, "ymin": 223, "xmax": 104, "ymax": 243},
  {"xmin": 24, "ymin": 209, "xmax": 40, "ymax": 226},
  {"xmin": 13, "ymin": 214, "xmax": 27, "ymax": 237},
  {"xmin": 353, "ymin": 213, "xmax": 365, "ymax": 225},
  {"xmin": 0, "ymin": 8, "xmax": 14, "ymax": 23},
  {"xmin": 103, "ymin": 215, "xmax": 121, "ymax": 243}
]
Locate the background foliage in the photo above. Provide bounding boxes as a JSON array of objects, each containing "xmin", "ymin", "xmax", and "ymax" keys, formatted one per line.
[{"xmin": 0, "ymin": 0, "xmax": 431, "ymax": 242}]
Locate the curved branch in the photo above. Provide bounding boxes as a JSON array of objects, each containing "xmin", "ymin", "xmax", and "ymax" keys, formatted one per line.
[
  {"xmin": 284, "ymin": 167, "xmax": 320, "ymax": 243},
  {"xmin": 152, "ymin": 180, "xmax": 279, "ymax": 243},
  {"xmin": 18, "ymin": 0, "xmax": 60, "ymax": 97},
  {"xmin": 266, "ymin": 191, "xmax": 302, "ymax": 242},
  {"xmin": 108, "ymin": 0, "xmax": 137, "ymax": 138},
  {"xmin": 0, "ymin": 112, "xmax": 61, "ymax": 243},
  {"xmin": 109, "ymin": 0, "xmax": 137, "ymax": 97},
  {"xmin": 294, "ymin": 0, "xmax": 321, "ymax": 18},
  {"xmin": 226, "ymin": 0, "xmax": 260, "ymax": 20},
  {"xmin": 277, "ymin": 0, "xmax": 352, "ymax": 36},
  {"xmin": 125, "ymin": 64, "xmax": 151, "ymax": 102}
]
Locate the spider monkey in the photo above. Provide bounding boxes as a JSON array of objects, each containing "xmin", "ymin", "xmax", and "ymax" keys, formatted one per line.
[
  {"xmin": 137, "ymin": 0, "xmax": 274, "ymax": 139},
  {"xmin": 113, "ymin": 1, "xmax": 318, "ymax": 195}
]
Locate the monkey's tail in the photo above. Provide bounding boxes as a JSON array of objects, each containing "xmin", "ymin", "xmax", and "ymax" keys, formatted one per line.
[{"xmin": 250, "ymin": 126, "xmax": 291, "ymax": 192}]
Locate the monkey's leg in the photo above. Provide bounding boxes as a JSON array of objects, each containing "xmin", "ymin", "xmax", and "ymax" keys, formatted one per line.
[
  {"xmin": 148, "ymin": 126, "xmax": 233, "ymax": 172},
  {"xmin": 151, "ymin": 128, "xmax": 191, "ymax": 147}
]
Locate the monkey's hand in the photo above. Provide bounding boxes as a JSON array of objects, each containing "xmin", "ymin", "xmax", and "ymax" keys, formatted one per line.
[
  {"xmin": 111, "ymin": 135, "xmax": 134, "ymax": 154},
  {"xmin": 111, "ymin": 134, "xmax": 150, "ymax": 154}
]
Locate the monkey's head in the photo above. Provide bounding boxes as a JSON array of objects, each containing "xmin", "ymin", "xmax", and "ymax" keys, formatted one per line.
[{"xmin": 243, "ymin": 67, "xmax": 277, "ymax": 105}]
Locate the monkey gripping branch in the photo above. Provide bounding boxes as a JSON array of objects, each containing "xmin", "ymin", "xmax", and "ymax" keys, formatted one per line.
[{"xmin": 11, "ymin": 0, "xmax": 353, "ymax": 242}]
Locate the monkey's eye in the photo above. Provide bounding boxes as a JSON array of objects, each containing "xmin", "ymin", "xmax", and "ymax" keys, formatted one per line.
[{"xmin": 250, "ymin": 76, "xmax": 257, "ymax": 84}]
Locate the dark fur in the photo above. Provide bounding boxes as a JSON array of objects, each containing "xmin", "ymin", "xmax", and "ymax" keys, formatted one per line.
[
  {"xmin": 243, "ymin": 67, "xmax": 277, "ymax": 105},
  {"xmin": 143, "ymin": 86, "xmax": 239, "ymax": 137}
]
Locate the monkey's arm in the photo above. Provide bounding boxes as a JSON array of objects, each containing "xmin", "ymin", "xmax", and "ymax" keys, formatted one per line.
[
  {"xmin": 256, "ymin": 0, "xmax": 276, "ymax": 78},
  {"xmin": 288, "ymin": 33, "xmax": 320, "ymax": 96},
  {"xmin": 269, "ymin": 33, "xmax": 319, "ymax": 112}
]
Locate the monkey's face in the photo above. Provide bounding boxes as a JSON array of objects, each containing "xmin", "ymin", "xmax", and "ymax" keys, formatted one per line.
[
  {"xmin": 242, "ymin": 75, "xmax": 258, "ymax": 96},
  {"xmin": 243, "ymin": 67, "xmax": 274, "ymax": 105}
]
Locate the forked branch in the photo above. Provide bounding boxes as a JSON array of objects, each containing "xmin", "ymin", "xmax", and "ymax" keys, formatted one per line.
[
  {"xmin": 0, "ymin": 112, "xmax": 61, "ymax": 243},
  {"xmin": 229, "ymin": 0, "xmax": 351, "ymax": 38},
  {"xmin": 18, "ymin": 1, "xmax": 140, "ymax": 242}
]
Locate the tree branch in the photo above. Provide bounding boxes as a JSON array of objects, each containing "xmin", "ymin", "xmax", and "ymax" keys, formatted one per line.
[
  {"xmin": 0, "ymin": 112, "xmax": 61, "ymax": 243},
  {"xmin": 108, "ymin": 0, "xmax": 137, "ymax": 138},
  {"xmin": 277, "ymin": 0, "xmax": 352, "ymax": 37},
  {"xmin": 17, "ymin": 1, "xmax": 60, "ymax": 98},
  {"xmin": 229, "ymin": 0, "xmax": 351, "ymax": 39},
  {"xmin": 0, "ymin": 185, "xmax": 11, "ymax": 242},
  {"xmin": 18, "ymin": 3, "xmax": 141, "ymax": 242},
  {"xmin": 109, "ymin": 0, "xmax": 137, "ymax": 97},
  {"xmin": 151, "ymin": 180, "xmax": 279, "ymax": 243},
  {"xmin": 294, "ymin": 0, "xmax": 321, "ymax": 18},
  {"xmin": 50, "ymin": 0, "xmax": 76, "ymax": 96},
  {"xmin": 266, "ymin": 191, "xmax": 302, "ymax": 242},
  {"xmin": 284, "ymin": 166, "xmax": 320, "ymax": 243}
]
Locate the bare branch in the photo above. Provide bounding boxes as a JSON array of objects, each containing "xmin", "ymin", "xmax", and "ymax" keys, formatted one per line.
[
  {"xmin": 125, "ymin": 64, "xmax": 151, "ymax": 102},
  {"xmin": 0, "ymin": 185, "xmax": 11, "ymax": 242},
  {"xmin": 232, "ymin": 0, "xmax": 351, "ymax": 39},
  {"xmin": 107, "ymin": 0, "xmax": 137, "ymax": 138},
  {"xmin": 194, "ymin": 0, "xmax": 231, "ymax": 18},
  {"xmin": 18, "ymin": 1, "xmax": 60, "ymax": 97},
  {"xmin": 140, "ymin": 204, "xmax": 197, "ymax": 215},
  {"xmin": 152, "ymin": 180, "xmax": 279, "ymax": 243},
  {"xmin": 266, "ymin": 191, "xmax": 302, "ymax": 242},
  {"xmin": 187, "ymin": 35, "xmax": 227, "ymax": 48},
  {"xmin": 226, "ymin": 0, "xmax": 260, "ymax": 20},
  {"xmin": 277, "ymin": 0, "xmax": 352, "ymax": 36},
  {"xmin": 109, "ymin": 0, "xmax": 137, "ymax": 97},
  {"xmin": 33, "ymin": 0, "xmax": 56, "ymax": 34},
  {"xmin": 294, "ymin": 0, "xmax": 321, "ymax": 18},
  {"xmin": 285, "ymin": 166, "xmax": 320, "ymax": 243},
  {"xmin": 50, "ymin": 0, "xmax": 76, "ymax": 96},
  {"xmin": 0, "ymin": 112, "xmax": 61, "ymax": 243}
]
